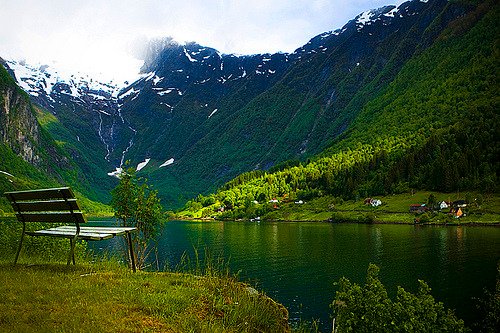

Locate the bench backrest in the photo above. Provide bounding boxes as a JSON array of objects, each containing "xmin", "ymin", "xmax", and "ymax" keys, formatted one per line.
[{"xmin": 5, "ymin": 187, "xmax": 86, "ymax": 224}]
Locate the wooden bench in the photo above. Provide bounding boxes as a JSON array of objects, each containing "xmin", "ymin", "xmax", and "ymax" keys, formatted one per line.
[{"xmin": 5, "ymin": 187, "xmax": 137, "ymax": 271}]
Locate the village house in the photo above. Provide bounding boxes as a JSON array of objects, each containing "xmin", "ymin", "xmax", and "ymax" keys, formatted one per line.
[
  {"xmin": 450, "ymin": 207, "xmax": 464, "ymax": 218},
  {"xmin": 439, "ymin": 201, "xmax": 449, "ymax": 210},
  {"xmin": 269, "ymin": 198, "xmax": 279, "ymax": 209},
  {"xmin": 409, "ymin": 204, "xmax": 429, "ymax": 214},
  {"xmin": 364, "ymin": 198, "xmax": 382, "ymax": 207},
  {"xmin": 452, "ymin": 200, "xmax": 467, "ymax": 208}
]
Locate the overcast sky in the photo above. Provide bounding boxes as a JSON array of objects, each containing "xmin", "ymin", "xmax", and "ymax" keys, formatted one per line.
[{"xmin": 0, "ymin": 0, "xmax": 406, "ymax": 82}]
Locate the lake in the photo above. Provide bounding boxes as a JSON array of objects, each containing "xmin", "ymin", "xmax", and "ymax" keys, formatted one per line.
[{"xmin": 90, "ymin": 220, "xmax": 500, "ymax": 330}]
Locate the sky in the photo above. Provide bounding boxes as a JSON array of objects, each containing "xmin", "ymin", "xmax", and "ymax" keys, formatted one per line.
[{"xmin": 0, "ymin": 0, "xmax": 406, "ymax": 83}]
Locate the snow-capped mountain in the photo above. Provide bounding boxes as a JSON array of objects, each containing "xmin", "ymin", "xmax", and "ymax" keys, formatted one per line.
[
  {"xmin": 3, "ymin": 0, "xmax": 474, "ymax": 207},
  {"xmin": 116, "ymin": 0, "xmax": 440, "ymax": 165},
  {"xmin": 5, "ymin": 60, "xmax": 128, "ymax": 106},
  {"xmin": 3, "ymin": 58, "xmax": 144, "ymax": 189}
]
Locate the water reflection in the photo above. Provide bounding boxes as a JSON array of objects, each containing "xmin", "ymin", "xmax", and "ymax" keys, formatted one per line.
[{"xmin": 89, "ymin": 220, "xmax": 500, "ymax": 330}]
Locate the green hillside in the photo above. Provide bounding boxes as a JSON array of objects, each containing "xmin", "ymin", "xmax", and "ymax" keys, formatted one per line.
[
  {"xmin": 180, "ymin": 0, "xmax": 499, "ymax": 219},
  {"xmin": 0, "ymin": 65, "xmax": 111, "ymax": 215},
  {"xmin": 142, "ymin": 0, "xmax": 485, "ymax": 209}
]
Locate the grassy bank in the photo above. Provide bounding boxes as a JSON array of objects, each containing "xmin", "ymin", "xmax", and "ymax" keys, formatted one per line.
[
  {"xmin": 261, "ymin": 192, "xmax": 500, "ymax": 224},
  {"xmin": 0, "ymin": 213, "xmax": 294, "ymax": 332},
  {"xmin": 0, "ymin": 260, "xmax": 289, "ymax": 332}
]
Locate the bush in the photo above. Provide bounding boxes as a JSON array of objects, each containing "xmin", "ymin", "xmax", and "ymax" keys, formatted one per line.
[
  {"xmin": 365, "ymin": 213, "xmax": 376, "ymax": 224},
  {"xmin": 331, "ymin": 264, "xmax": 469, "ymax": 332},
  {"xmin": 474, "ymin": 262, "xmax": 500, "ymax": 332}
]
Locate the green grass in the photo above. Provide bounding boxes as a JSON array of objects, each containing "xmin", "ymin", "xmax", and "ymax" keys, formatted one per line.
[
  {"xmin": 260, "ymin": 192, "xmax": 500, "ymax": 224},
  {"xmin": 0, "ymin": 217, "xmax": 291, "ymax": 332},
  {"xmin": 0, "ymin": 260, "xmax": 290, "ymax": 333}
]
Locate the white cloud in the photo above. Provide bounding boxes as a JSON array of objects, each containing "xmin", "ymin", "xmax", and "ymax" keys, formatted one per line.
[{"xmin": 0, "ymin": 0, "xmax": 406, "ymax": 81}]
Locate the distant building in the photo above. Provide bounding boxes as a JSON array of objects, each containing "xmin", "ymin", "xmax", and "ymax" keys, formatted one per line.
[
  {"xmin": 450, "ymin": 207, "xmax": 464, "ymax": 218},
  {"xmin": 365, "ymin": 198, "xmax": 382, "ymax": 207},
  {"xmin": 410, "ymin": 204, "xmax": 429, "ymax": 214},
  {"xmin": 453, "ymin": 200, "xmax": 467, "ymax": 208},
  {"xmin": 269, "ymin": 198, "xmax": 279, "ymax": 209}
]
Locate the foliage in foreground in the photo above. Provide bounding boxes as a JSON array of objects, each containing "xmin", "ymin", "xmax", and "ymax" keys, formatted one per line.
[
  {"xmin": 331, "ymin": 264, "xmax": 469, "ymax": 333},
  {"xmin": 111, "ymin": 167, "xmax": 165, "ymax": 269},
  {"xmin": 474, "ymin": 263, "xmax": 500, "ymax": 332},
  {"xmin": 0, "ymin": 262, "xmax": 289, "ymax": 333}
]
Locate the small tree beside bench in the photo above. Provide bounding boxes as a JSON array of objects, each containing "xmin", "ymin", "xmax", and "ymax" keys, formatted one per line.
[{"xmin": 5, "ymin": 187, "xmax": 137, "ymax": 271}]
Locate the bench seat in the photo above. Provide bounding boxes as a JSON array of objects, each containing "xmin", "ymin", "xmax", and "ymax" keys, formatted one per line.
[{"xmin": 27, "ymin": 226, "xmax": 137, "ymax": 241}]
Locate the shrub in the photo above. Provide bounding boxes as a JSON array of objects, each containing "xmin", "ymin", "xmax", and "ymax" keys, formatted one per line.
[{"xmin": 331, "ymin": 264, "xmax": 469, "ymax": 332}]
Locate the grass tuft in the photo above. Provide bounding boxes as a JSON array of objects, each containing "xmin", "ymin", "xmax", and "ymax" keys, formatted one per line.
[{"xmin": 0, "ymin": 258, "xmax": 290, "ymax": 332}]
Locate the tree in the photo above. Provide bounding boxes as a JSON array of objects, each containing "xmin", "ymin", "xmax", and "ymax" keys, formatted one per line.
[
  {"xmin": 474, "ymin": 262, "xmax": 500, "ymax": 332},
  {"xmin": 331, "ymin": 264, "xmax": 469, "ymax": 332},
  {"xmin": 111, "ymin": 167, "xmax": 164, "ymax": 269},
  {"xmin": 427, "ymin": 193, "xmax": 437, "ymax": 210}
]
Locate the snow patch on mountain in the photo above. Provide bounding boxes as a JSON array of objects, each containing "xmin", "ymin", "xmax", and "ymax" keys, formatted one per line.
[
  {"xmin": 183, "ymin": 47, "xmax": 198, "ymax": 62},
  {"xmin": 6, "ymin": 60, "xmax": 130, "ymax": 101},
  {"xmin": 155, "ymin": 88, "xmax": 182, "ymax": 96},
  {"xmin": 208, "ymin": 108, "xmax": 218, "ymax": 118},
  {"xmin": 136, "ymin": 158, "xmax": 150, "ymax": 171},
  {"xmin": 356, "ymin": 10, "xmax": 375, "ymax": 26},
  {"xmin": 119, "ymin": 87, "xmax": 140, "ymax": 99},
  {"xmin": 107, "ymin": 167, "xmax": 123, "ymax": 178},
  {"xmin": 144, "ymin": 72, "xmax": 156, "ymax": 81},
  {"xmin": 159, "ymin": 158, "xmax": 174, "ymax": 168},
  {"xmin": 384, "ymin": 7, "xmax": 400, "ymax": 18},
  {"xmin": 153, "ymin": 75, "xmax": 163, "ymax": 85}
]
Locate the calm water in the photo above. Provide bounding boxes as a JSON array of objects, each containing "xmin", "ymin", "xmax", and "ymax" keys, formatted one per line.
[{"xmin": 90, "ymin": 220, "xmax": 500, "ymax": 330}]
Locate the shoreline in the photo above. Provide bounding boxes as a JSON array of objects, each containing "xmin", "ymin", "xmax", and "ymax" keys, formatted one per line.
[{"xmin": 174, "ymin": 216, "xmax": 500, "ymax": 226}]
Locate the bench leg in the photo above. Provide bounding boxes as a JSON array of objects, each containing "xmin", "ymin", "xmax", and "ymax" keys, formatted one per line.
[
  {"xmin": 14, "ymin": 223, "xmax": 26, "ymax": 264},
  {"xmin": 67, "ymin": 237, "xmax": 76, "ymax": 265},
  {"xmin": 126, "ymin": 232, "xmax": 137, "ymax": 272}
]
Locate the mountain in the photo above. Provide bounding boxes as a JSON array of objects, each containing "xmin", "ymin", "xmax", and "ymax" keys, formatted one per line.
[
  {"xmin": 3, "ymin": 0, "xmax": 496, "ymax": 210},
  {"xmin": 2, "ymin": 59, "xmax": 141, "ymax": 200},
  {"xmin": 0, "ymin": 62, "xmax": 109, "ymax": 213},
  {"xmin": 184, "ymin": 0, "xmax": 499, "ymax": 218},
  {"xmin": 119, "ymin": 0, "xmax": 478, "ymax": 207}
]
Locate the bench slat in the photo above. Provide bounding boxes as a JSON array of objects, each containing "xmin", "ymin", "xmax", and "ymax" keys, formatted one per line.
[
  {"xmin": 5, "ymin": 187, "xmax": 74, "ymax": 201},
  {"xmin": 26, "ymin": 226, "xmax": 136, "ymax": 241},
  {"xmin": 55, "ymin": 226, "xmax": 136, "ymax": 234},
  {"xmin": 14, "ymin": 199, "xmax": 81, "ymax": 212},
  {"xmin": 27, "ymin": 230, "xmax": 115, "ymax": 241},
  {"xmin": 16, "ymin": 212, "xmax": 86, "ymax": 224}
]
